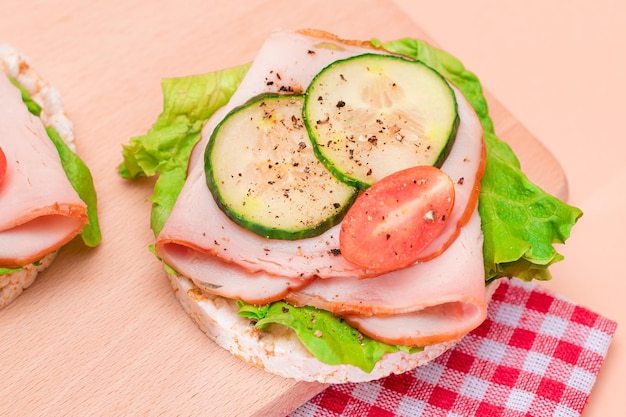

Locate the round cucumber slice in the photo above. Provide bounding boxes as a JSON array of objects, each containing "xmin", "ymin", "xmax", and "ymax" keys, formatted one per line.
[
  {"xmin": 205, "ymin": 93, "xmax": 358, "ymax": 240},
  {"xmin": 303, "ymin": 53, "xmax": 459, "ymax": 189}
]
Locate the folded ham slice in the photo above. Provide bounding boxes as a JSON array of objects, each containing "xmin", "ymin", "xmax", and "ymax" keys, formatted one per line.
[
  {"xmin": 161, "ymin": 243, "xmax": 314, "ymax": 304},
  {"xmin": 156, "ymin": 29, "xmax": 484, "ymax": 284},
  {"xmin": 0, "ymin": 74, "xmax": 87, "ymax": 268},
  {"xmin": 286, "ymin": 207, "xmax": 486, "ymax": 345}
]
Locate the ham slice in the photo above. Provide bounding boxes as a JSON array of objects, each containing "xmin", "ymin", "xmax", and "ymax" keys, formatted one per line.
[
  {"xmin": 162, "ymin": 243, "xmax": 314, "ymax": 304},
  {"xmin": 286, "ymin": 208, "xmax": 487, "ymax": 346},
  {"xmin": 416, "ymin": 85, "xmax": 485, "ymax": 261},
  {"xmin": 156, "ymin": 29, "xmax": 484, "ymax": 281},
  {"xmin": 0, "ymin": 74, "xmax": 87, "ymax": 268}
]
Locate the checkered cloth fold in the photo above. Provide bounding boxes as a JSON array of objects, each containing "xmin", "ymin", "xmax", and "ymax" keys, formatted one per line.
[{"xmin": 289, "ymin": 278, "xmax": 617, "ymax": 417}]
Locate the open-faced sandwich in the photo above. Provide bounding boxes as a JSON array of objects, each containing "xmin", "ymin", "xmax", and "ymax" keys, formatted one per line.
[
  {"xmin": 119, "ymin": 29, "xmax": 582, "ymax": 383},
  {"xmin": 0, "ymin": 43, "xmax": 101, "ymax": 308}
]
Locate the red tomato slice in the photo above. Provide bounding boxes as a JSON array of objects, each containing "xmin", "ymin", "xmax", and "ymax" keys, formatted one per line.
[
  {"xmin": 0, "ymin": 146, "xmax": 6, "ymax": 185},
  {"xmin": 340, "ymin": 165, "xmax": 455, "ymax": 273}
]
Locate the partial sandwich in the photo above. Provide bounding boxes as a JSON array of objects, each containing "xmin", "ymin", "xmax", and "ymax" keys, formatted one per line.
[
  {"xmin": 0, "ymin": 43, "xmax": 101, "ymax": 308},
  {"xmin": 119, "ymin": 29, "xmax": 581, "ymax": 382}
]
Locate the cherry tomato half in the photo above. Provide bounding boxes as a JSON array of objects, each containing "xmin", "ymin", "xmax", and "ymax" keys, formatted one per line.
[
  {"xmin": 0, "ymin": 146, "xmax": 6, "ymax": 185},
  {"xmin": 339, "ymin": 165, "xmax": 455, "ymax": 272}
]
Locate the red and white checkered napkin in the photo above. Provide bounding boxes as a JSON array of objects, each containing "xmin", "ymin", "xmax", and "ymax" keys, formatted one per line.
[{"xmin": 289, "ymin": 278, "xmax": 617, "ymax": 417}]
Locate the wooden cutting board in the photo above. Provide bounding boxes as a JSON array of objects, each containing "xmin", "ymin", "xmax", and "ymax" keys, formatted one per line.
[{"xmin": 0, "ymin": 0, "xmax": 567, "ymax": 416}]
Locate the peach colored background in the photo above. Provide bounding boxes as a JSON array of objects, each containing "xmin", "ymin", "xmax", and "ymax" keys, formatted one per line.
[
  {"xmin": 1, "ymin": 0, "xmax": 622, "ymax": 415},
  {"xmin": 394, "ymin": 1, "xmax": 624, "ymax": 415}
]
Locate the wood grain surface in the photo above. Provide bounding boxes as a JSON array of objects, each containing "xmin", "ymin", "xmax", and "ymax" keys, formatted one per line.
[{"xmin": 0, "ymin": 1, "xmax": 567, "ymax": 416}]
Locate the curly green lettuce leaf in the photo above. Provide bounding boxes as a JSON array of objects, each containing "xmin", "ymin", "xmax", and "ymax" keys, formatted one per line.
[
  {"xmin": 376, "ymin": 38, "xmax": 582, "ymax": 282},
  {"xmin": 118, "ymin": 64, "xmax": 250, "ymax": 236},
  {"xmin": 238, "ymin": 300, "xmax": 420, "ymax": 373},
  {"xmin": 44, "ymin": 126, "xmax": 101, "ymax": 247},
  {"xmin": 8, "ymin": 76, "xmax": 101, "ymax": 247}
]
